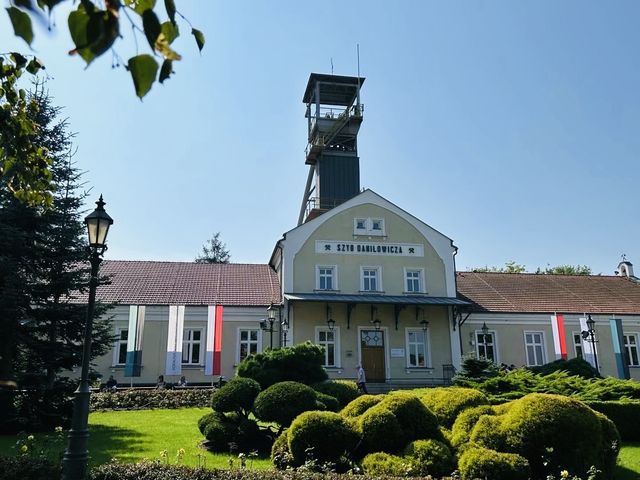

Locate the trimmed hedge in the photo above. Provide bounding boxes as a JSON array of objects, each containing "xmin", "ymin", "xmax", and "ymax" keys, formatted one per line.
[
  {"xmin": 360, "ymin": 452, "xmax": 411, "ymax": 476},
  {"xmin": 358, "ymin": 406, "xmax": 404, "ymax": 454},
  {"xmin": 378, "ymin": 393, "xmax": 440, "ymax": 442},
  {"xmin": 90, "ymin": 388, "xmax": 213, "ymax": 411},
  {"xmin": 253, "ymin": 381, "xmax": 319, "ymax": 427},
  {"xmin": 403, "ymin": 439, "xmax": 455, "ymax": 477},
  {"xmin": 315, "ymin": 392, "xmax": 340, "ymax": 412},
  {"xmin": 450, "ymin": 404, "xmax": 495, "ymax": 448},
  {"xmin": 419, "ymin": 387, "xmax": 489, "ymax": 428},
  {"xmin": 0, "ymin": 455, "xmax": 61, "ymax": 480},
  {"xmin": 458, "ymin": 447, "xmax": 530, "ymax": 480},
  {"xmin": 312, "ymin": 380, "xmax": 360, "ymax": 408},
  {"xmin": 198, "ymin": 411, "xmax": 267, "ymax": 453},
  {"xmin": 271, "ymin": 431, "xmax": 293, "ymax": 470},
  {"xmin": 210, "ymin": 377, "xmax": 261, "ymax": 415},
  {"xmin": 340, "ymin": 394, "xmax": 382, "ymax": 418},
  {"xmin": 586, "ymin": 400, "xmax": 640, "ymax": 441}
]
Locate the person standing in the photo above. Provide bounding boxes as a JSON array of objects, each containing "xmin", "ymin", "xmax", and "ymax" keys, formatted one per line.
[{"xmin": 356, "ymin": 365, "xmax": 368, "ymax": 394}]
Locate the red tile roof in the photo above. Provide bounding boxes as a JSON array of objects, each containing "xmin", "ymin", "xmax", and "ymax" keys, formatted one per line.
[
  {"xmin": 456, "ymin": 272, "xmax": 640, "ymax": 314},
  {"xmin": 79, "ymin": 261, "xmax": 281, "ymax": 306}
]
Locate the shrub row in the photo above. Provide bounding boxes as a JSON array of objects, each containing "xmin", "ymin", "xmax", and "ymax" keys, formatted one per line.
[
  {"xmin": 586, "ymin": 400, "xmax": 640, "ymax": 441},
  {"xmin": 0, "ymin": 456, "xmax": 61, "ymax": 480},
  {"xmin": 90, "ymin": 388, "xmax": 213, "ymax": 411}
]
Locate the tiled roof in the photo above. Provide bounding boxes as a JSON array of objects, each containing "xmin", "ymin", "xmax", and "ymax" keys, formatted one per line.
[
  {"xmin": 78, "ymin": 261, "xmax": 280, "ymax": 306},
  {"xmin": 456, "ymin": 272, "xmax": 640, "ymax": 314}
]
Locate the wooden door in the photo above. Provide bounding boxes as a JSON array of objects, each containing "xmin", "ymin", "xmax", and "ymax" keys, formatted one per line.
[{"xmin": 361, "ymin": 330, "xmax": 385, "ymax": 381}]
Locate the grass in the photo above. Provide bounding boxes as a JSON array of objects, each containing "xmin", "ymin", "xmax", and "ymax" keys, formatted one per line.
[{"xmin": 616, "ymin": 443, "xmax": 640, "ymax": 480}]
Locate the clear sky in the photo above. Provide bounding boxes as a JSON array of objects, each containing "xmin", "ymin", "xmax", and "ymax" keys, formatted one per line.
[{"xmin": 2, "ymin": 1, "xmax": 639, "ymax": 275}]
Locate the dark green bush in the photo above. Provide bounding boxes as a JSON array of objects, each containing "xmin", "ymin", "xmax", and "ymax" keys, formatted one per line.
[
  {"xmin": 594, "ymin": 410, "xmax": 622, "ymax": 477},
  {"xmin": 312, "ymin": 380, "xmax": 360, "ymax": 408},
  {"xmin": 253, "ymin": 381, "xmax": 319, "ymax": 427},
  {"xmin": 237, "ymin": 342, "xmax": 328, "ymax": 389},
  {"xmin": 198, "ymin": 411, "xmax": 236, "ymax": 449},
  {"xmin": 0, "ymin": 455, "xmax": 61, "ymax": 480},
  {"xmin": 271, "ymin": 431, "xmax": 293, "ymax": 470},
  {"xmin": 340, "ymin": 394, "xmax": 383, "ymax": 417},
  {"xmin": 287, "ymin": 411, "xmax": 359, "ymax": 465},
  {"xmin": 197, "ymin": 411, "xmax": 219, "ymax": 435},
  {"xmin": 378, "ymin": 393, "xmax": 440, "ymax": 441},
  {"xmin": 450, "ymin": 404, "xmax": 495, "ymax": 448},
  {"xmin": 91, "ymin": 388, "xmax": 213, "ymax": 411},
  {"xmin": 315, "ymin": 392, "xmax": 340, "ymax": 412},
  {"xmin": 360, "ymin": 452, "xmax": 411, "ymax": 476},
  {"xmin": 586, "ymin": 400, "xmax": 640, "ymax": 441},
  {"xmin": 530, "ymin": 357, "xmax": 600, "ymax": 379},
  {"xmin": 453, "ymin": 355, "xmax": 501, "ymax": 383},
  {"xmin": 403, "ymin": 438, "xmax": 455, "ymax": 477},
  {"xmin": 210, "ymin": 377, "xmax": 261, "ymax": 416},
  {"xmin": 9, "ymin": 379, "xmax": 75, "ymax": 432},
  {"xmin": 458, "ymin": 446, "xmax": 530, "ymax": 480},
  {"xmin": 358, "ymin": 406, "xmax": 404, "ymax": 454},
  {"xmin": 419, "ymin": 387, "xmax": 489, "ymax": 428}
]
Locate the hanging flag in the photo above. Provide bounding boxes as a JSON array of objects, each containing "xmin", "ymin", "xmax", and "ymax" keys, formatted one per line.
[
  {"xmin": 579, "ymin": 316, "xmax": 597, "ymax": 369},
  {"xmin": 205, "ymin": 305, "xmax": 224, "ymax": 376},
  {"xmin": 550, "ymin": 313, "xmax": 567, "ymax": 360},
  {"xmin": 610, "ymin": 318, "xmax": 630, "ymax": 379},
  {"xmin": 165, "ymin": 305, "xmax": 185, "ymax": 376},
  {"xmin": 125, "ymin": 305, "xmax": 145, "ymax": 377}
]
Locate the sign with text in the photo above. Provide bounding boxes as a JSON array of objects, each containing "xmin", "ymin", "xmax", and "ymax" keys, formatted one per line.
[{"xmin": 316, "ymin": 240, "xmax": 424, "ymax": 257}]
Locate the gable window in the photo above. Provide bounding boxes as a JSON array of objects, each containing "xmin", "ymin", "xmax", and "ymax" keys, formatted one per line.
[
  {"xmin": 573, "ymin": 332, "xmax": 583, "ymax": 358},
  {"xmin": 371, "ymin": 219, "xmax": 383, "ymax": 231},
  {"xmin": 524, "ymin": 331, "xmax": 546, "ymax": 366},
  {"xmin": 624, "ymin": 334, "xmax": 640, "ymax": 367},
  {"xmin": 361, "ymin": 266, "xmax": 381, "ymax": 292},
  {"xmin": 404, "ymin": 269, "xmax": 424, "ymax": 293},
  {"xmin": 475, "ymin": 330, "xmax": 496, "ymax": 362},
  {"xmin": 355, "ymin": 218, "xmax": 367, "ymax": 231},
  {"xmin": 238, "ymin": 329, "xmax": 260, "ymax": 363},
  {"xmin": 406, "ymin": 328, "xmax": 429, "ymax": 368},
  {"xmin": 316, "ymin": 327, "xmax": 340, "ymax": 367},
  {"xmin": 114, "ymin": 328, "xmax": 128, "ymax": 365},
  {"xmin": 353, "ymin": 217, "xmax": 385, "ymax": 236},
  {"xmin": 316, "ymin": 265, "xmax": 337, "ymax": 291},
  {"xmin": 182, "ymin": 328, "xmax": 203, "ymax": 365}
]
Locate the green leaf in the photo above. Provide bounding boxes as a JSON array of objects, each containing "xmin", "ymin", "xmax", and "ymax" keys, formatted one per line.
[
  {"xmin": 124, "ymin": 0, "xmax": 155, "ymax": 16},
  {"xmin": 160, "ymin": 21, "xmax": 178, "ymax": 44},
  {"xmin": 191, "ymin": 28, "xmax": 205, "ymax": 52},
  {"xmin": 6, "ymin": 7, "xmax": 34, "ymax": 46},
  {"xmin": 159, "ymin": 59, "xmax": 172, "ymax": 83},
  {"xmin": 10, "ymin": 52, "xmax": 28, "ymax": 68},
  {"xmin": 68, "ymin": 5, "xmax": 94, "ymax": 64},
  {"xmin": 164, "ymin": 0, "xmax": 176, "ymax": 25},
  {"xmin": 25, "ymin": 58, "xmax": 45, "ymax": 74},
  {"xmin": 127, "ymin": 54, "xmax": 158, "ymax": 98},
  {"xmin": 142, "ymin": 9, "xmax": 161, "ymax": 51}
]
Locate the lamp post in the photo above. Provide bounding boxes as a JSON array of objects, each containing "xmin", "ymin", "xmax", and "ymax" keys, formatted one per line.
[
  {"xmin": 281, "ymin": 308, "xmax": 289, "ymax": 347},
  {"xmin": 260, "ymin": 304, "xmax": 277, "ymax": 349},
  {"xmin": 583, "ymin": 314, "xmax": 599, "ymax": 372},
  {"xmin": 326, "ymin": 304, "xmax": 335, "ymax": 331},
  {"xmin": 62, "ymin": 195, "xmax": 113, "ymax": 480}
]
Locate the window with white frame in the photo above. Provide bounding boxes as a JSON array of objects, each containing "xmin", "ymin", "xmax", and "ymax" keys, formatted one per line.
[
  {"xmin": 361, "ymin": 267, "xmax": 381, "ymax": 292},
  {"xmin": 404, "ymin": 269, "xmax": 424, "ymax": 293},
  {"xmin": 114, "ymin": 328, "xmax": 128, "ymax": 365},
  {"xmin": 238, "ymin": 329, "xmax": 260, "ymax": 362},
  {"xmin": 316, "ymin": 328, "xmax": 339, "ymax": 367},
  {"xmin": 353, "ymin": 217, "xmax": 385, "ymax": 236},
  {"xmin": 573, "ymin": 332, "xmax": 583, "ymax": 359},
  {"xmin": 475, "ymin": 330, "xmax": 496, "ymax": 362},
  {"xmin": 406, "ymin": 328, "xmax": 429, "ymax": 367},
  {"xmin": 624, "ymin": 333, "xmax": 640, "ymax": 367},
  {"xmin": 317, "ymin": 265, "xmax": 337, "ymax": 291},
  {"xmin": 524, "ymin": 331, "xmax": 546, "ymax": 366},
  {"xmin": 182, "ymin": 328, "xmax": 203, "ymax": 365}
]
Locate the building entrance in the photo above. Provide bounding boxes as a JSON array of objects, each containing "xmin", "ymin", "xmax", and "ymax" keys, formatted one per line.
[{"xmin": 360, "ymin": 329, "xmax": 385, "ymax": 382}]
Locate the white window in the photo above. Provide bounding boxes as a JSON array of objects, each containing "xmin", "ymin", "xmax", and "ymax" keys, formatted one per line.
[
  {"xmin": 316, "ymin": 265, "xmax": 337, "ymax": 291},
  {"xmin": 182, "ymin": 328, "xmax": 203, "ymax": 365},
  {"xmin": 624, "ymin": 334, "xmax": 640, "ymax": 367},
  {"xmin": 524, "ymin": 331, "xmax": 546, "ymax": 366},
  {"xmin": 353, "ymin": 217, "xmax": 385, "ymax": 236},
  {"xmin": 355, "ymin": 218, "xmax": 367, "ymax": 231},
  {"xmin": 371, "ymin": 218, "xmax": 384, "ymax": 232},
  {"xmin": 406, "ymin": 328, "xmax": 430, "ymax": 368},
  {"xmin": 404, "ymin": 268, "xmax": 424, "ymax": 293},
  {"xmin": 361, "ymin": 266, "xmax": 381, "ymax": 292},
  {"xmin": 238, "ymin": 328, "xmax": 260, "ymax": 363},
  {"xmin": 316, "ymin": 327, "xmax": 340, "ymax": 367},
  {"xmin": 475, "ymin": 330, "xmax": 497, "ymax": 362},
  {"xmin": 573, "ymin": 331, "xmax": 583, "ymax": 359},
  {"xmin": 114, "ymin": 328, "xmax": 128, "ymax": 365}
]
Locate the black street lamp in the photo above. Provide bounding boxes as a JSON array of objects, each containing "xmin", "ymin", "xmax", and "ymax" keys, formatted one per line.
[
  {"xmin": 582, "ymin": 314, "xmax": 599, "ymax": 372},
  {"xmin": 326, "ymin": 304, "xmax": 335, "ymax": 331},
  {"xmin": 62, "ymin": 195, "xmax": 113, "ymax": 480},
  {"xmin": 281, "ymin": 309, "xmax": 289, "ymax": 347},
  {"xmin": 261, "ymin": 304, "xmax": 277, "ymax": 349}
]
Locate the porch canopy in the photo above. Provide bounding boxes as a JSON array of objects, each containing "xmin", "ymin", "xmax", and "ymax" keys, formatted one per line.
[{"xmin": 284, "ymin": 292, "xmax": 469, "ymax": 330}]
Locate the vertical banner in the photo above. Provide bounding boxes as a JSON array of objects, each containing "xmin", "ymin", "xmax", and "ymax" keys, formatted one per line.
[
  {"xmin": 125, "ymin": 306, "xmax": 145, "ymax": 377},
  {"xmin": 610, "ymin": 318, "xmax": 630, "ymax": 379},
  {"xmin": 205, "ymin": 306, "xmax": 215, "ymax": 376},
  {"xmin": 579, "ymin": 317, "xmax": 597, "ymax": 369},
  {"xmin": 214, "ymin": 305, "xmax": 224, "ymax": 376},
  {"xmin": 165, "ymin": 305, "xmax": 185, "ymax": 376},
  {"xmin": 550, "ymin": 314, "xmax": 568, "ymax": 360}
]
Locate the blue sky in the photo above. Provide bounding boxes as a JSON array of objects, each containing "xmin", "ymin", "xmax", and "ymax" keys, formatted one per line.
[{"xmin": 2, "ymin": 1, "xmax": 639, "ymax": 274}]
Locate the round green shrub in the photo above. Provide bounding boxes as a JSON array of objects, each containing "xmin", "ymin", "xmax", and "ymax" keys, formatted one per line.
[
  {"xmin": 451, "ymin": 404, "xmax": 495, "ymax": 448},
  {"xmin": 197, "ymin": 411, "xmax": 219, "ymax": 435},
  {"xmin": 210, "ymin": 377, "xmax": 261, "ymax": 414},
  {"xmin": 359, "ymin": 406, "xmax": 404, "ymax": 454},
  {"xmin": 420, "ymin": 387, "xmax": 489, "ymax": 427},
  {"xmin": 340, "ymin": 394, "xmax": 383, "ymax": 417},
  {"xmin": 404, "ymin": 438, "xmax": 455, "ymax": 477},
  {"xmin": 458, "ymin": 446, "xmax": 530, "ymax": 480},
  {"xmin": 271, "ymin": 431, "xmax": 293, "ymax": 470},
  {"xmin": 594, "ymin": 410, "xmax": 621, "ymax": 478},
  {"xmin": 253, "ymin": 381, "xmax": 319, "ymax": 427},
  {"xmin": 378, "ymin": 393, "xmax": 440, "ymax": 441},
  {"xmin": 288, "ymin": 411, "xmax": 360, "ymax": 465},
  {"xmin": 199, "ymin": 412, "xmax": 236, "ymax": 450},
  {"xmin": 312, "ymin": 380, "xmax": 360, "ymax": 407},
  {"xmin": 360, "ymin": 452, "xmax": 411, "ymax": 476},
  {"xmin": 469, "ymin": 414, "xmax": 506, "ymax": 451},
  {"xmin": 315, "ymin": 392, "xmax": 340, "ymax": 412}
]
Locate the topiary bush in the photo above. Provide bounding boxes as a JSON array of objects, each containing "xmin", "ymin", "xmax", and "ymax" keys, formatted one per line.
[
  {"xmin": 340, "ymin": 394, "xmax": 383, "ymax": 418},
  {"xmin": 358, "ymin": 406, "xmax": 404, "ymax": 454},
  {"xmin": 287, "ymin": 411, "xmax": 359, "ymax": 465},
  {"xmin": 458, "ymin": 446, "xmax": 530, "ymax": 480},
  {"xmin": 529, "ymin": 357, "xmax": 600, "ymax": 379},
  {"xmin": 360, "ymin": 452, "xmax": 411, "ymax": 476},
  {"xmin": 90, "ymin": 388, "xmax": 213, "ymax": 411},
  {"xmin": 271, "ymin": 431, "xmax": 293, "ymax": 470},
  {"xmin": 312, "ymin": 380, "xmax": 360, "ymax": 408},
  {"xmin": 450, "ymin": 404, "xmax": 495, "ymax": 448},
  {"xmin": 315, "ymin": 392, "xmax": 340, "ymax": 412},
  {"xmin": 403, "ymin": 438, "xmax": 455, "ymax": 477},
  {"xmin": 253, "ymin": 381, "xmax": 319, "ymax": 428},
  {"xmin": 419, "ymin": 386, "xmax": 489, "ymax": 428},
  {"xmin": 198, "ymin": 411, "xmax": 236, "ymax": 450},
  {"xmin": 586, "ymin": 400, "xmax": 640, "ymax": 441},
  {"xmin": 237, "ymin": 342, "xmax": 328, "ymax": 389},
  {"xmin": 378, "ymin": 393, "xmax": 440, "ymax": 441},
  {"xmin": 210, "ymin": 377, "xmax": 261, "ymax": 417}
]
